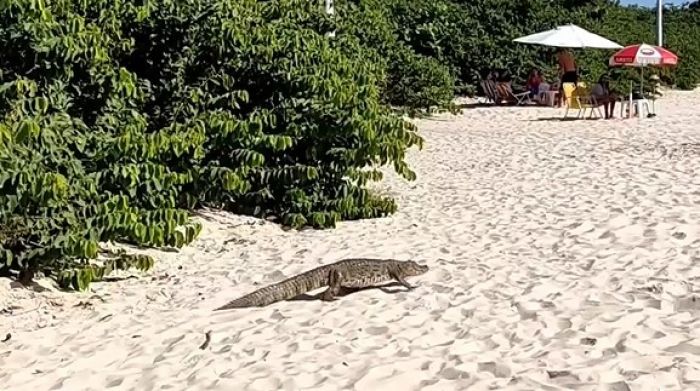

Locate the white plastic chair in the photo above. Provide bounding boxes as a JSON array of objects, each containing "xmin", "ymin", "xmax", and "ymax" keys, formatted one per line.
[{"xmin": 620, "ymin": 98, "xmax": 652, "ymax": 119}]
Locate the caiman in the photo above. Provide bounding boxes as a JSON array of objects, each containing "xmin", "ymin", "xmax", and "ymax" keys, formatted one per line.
[{"xmin": 214, "ymin": 258, "xmax": 429, "ymax": 310}]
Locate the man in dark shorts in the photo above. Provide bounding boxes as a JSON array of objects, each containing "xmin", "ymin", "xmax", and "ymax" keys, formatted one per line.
[{"xmin": 556, "ymin": 47, "xmax": 578, "ymax": 106}]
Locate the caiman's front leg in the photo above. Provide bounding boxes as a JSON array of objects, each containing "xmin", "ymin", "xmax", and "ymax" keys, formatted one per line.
[
  {"xmin": 320, "ymin": 268, "xmax": 343, "ymax": 301},
  {"xmin": 392, "ymin": 271, "xmax": 417, "ymax": 291}
]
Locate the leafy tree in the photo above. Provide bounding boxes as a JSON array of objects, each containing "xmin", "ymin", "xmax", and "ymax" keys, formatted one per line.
[
  {"xmin": 2, "ymin": 0, "xmax": 698, "ymax": 290},
  {"xmin": 0, "ymin": 0, "xmax": 422, "ymax": 289},
  {"xmin": 337, "ymin": 0, "xmax": 700, "ymax": 97}
]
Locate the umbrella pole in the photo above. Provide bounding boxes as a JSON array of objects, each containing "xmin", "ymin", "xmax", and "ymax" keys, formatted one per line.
[
  {"xmin": 629, "ymin": 80, "xmax": 632, "ymax": 119},
  {"xmin": 638, "ymin": 66, "xmax": 644, "ymax": 119}
]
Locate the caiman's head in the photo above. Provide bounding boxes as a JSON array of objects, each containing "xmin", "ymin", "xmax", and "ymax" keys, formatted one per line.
[{"xmin": 398, "ymin": 260, "xmax": 429, "ymax": 277}]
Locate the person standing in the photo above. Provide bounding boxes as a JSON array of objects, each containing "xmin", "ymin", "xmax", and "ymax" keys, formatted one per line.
[{"xmin": 556, "ymin": 48, "xmax": 578, "ymax": 107}]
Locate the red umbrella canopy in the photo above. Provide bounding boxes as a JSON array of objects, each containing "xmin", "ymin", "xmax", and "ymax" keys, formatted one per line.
[{"xmin": 609, "ymin": 43, "xmax": 678, "ymax": 67}]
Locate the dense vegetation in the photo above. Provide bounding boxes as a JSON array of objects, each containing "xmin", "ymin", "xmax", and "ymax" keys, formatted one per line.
[
  {"xmin": 1, "ymin": 0, "xmax": 697, "ymax": 289},
  {"xmin": 340, "ymin": 0, "xmax": 699, "ymax": 104},
  {"xmin": 0, "ymin": 0, "xmax": 422, "ymax": 289}
]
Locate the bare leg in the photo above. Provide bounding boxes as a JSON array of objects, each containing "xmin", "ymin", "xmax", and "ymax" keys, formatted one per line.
[
  {"xmin": 609, "ymin": 96, "xmax": 616, "ymax": 118},
  {"xmin": 320, "ymin": 269, "xmax": 343, "ymax": 301},
  {"xmin": 556, "ymin": 79, "xmax": 564, "ymax": 107},
  {"xmin": 557, "ymin": 88, "xmax": 564, "ymax": 107},
  {"xmin": 601, "ymin": 100, "xmax": 609, "ymax": 119}
]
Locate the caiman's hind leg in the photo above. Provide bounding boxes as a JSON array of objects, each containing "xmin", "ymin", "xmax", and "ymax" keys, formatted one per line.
[
  {"xmin": 320, "ymin": 268, "xmax": 343, "ymax": 301},
  {"xmin": 391, "ymin": 271, "xmax": 417, "ymax": 291}
]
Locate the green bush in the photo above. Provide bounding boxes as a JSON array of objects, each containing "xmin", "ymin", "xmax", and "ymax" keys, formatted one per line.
[
  {"xmin": 0, "ymin": 0, "xmax": 423, "ymax": 289},
  {"xmin": 2, "ymin": 0, "xmax": 697, "ymax": 291},
  {"xmin": 347, "ymin": 0, "xmax": 700, "ymax": 95},
  {"xmin": 374, "ymin": 0, "xmax": 479, "ymax": 92},
  {"xmin": 336, "ymin": 0, "xmax": 456, "ymax": 111},
  {"xmin": 385, "ymin": 48, "xmax": 455, "ymax": 113},
  {"xmin": 339, "ymin": 0, "xmax": 700, "ymax": 103},
  {"xmin": 661, "ymin": 6, "xmax": 700, "ymax": 89}
]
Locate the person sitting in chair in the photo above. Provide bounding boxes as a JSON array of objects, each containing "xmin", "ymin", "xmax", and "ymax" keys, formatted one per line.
[
  {"xmin": 495, "ymin": 71, "xmax": 518, "ymax": 103},
  {"xmin": 527, "ymin": 68, "xmax": 543, "ymax": 99},
  {"xmin": 591, "ymin": 74, "xmax": 618, "ymax": 119}
]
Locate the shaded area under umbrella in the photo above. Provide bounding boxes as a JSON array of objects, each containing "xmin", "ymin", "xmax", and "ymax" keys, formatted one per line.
[
  {"xmin": 609, "ymin": 43, "xmax": 679, "ymax": 117},
  {"xmin": 513, "ymin": 24, "xmax": 622, "ymax": 110}
]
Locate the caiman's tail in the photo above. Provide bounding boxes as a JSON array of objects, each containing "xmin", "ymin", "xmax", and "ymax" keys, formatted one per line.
[
  {"xmin": 214, "ymin": 269, "xmax": 324, "ymax": 310},
  {"xmin": 214, "ymin": 287, "xmax": 280, "ymax": 310}
]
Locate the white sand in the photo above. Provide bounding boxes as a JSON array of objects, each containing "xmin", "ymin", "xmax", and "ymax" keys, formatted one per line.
[{"xmin": 2, "ymin": 89, "xmax": 700, "ymax": 391}]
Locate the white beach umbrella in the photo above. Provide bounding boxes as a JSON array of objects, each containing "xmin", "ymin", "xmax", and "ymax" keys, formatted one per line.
[{"xmin": 513, "ymin": 24, "xmax": 622, "ymax": 49}]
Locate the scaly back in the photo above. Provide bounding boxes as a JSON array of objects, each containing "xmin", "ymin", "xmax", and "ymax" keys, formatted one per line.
[{"xmin": 214, "ymin": 258, "xmax": 428, "ymax": 310}]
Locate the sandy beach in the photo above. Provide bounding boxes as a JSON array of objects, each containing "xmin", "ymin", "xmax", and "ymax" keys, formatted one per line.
[{"xmin": 2, "ymin": 89, "xmax": 700, "ymax": 391}]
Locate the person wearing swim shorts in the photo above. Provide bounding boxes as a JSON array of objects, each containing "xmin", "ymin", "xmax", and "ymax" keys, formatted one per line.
[{"xmin": 556, "ymin": 47, "xmax": 577, "ymax": 107}]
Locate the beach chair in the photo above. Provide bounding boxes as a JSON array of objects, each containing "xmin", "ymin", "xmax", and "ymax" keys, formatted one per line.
[
  {"xmin": 480, "ymin": 80, "xmax": 499, "ymax": 103},
  {"xmin": 562, "ymin": 82, "xmax": 602, "ymax": 119},
  {"xmin": 620, "ymin": 88, "xmax": 657, "ymax": 119},
  {"xmin": 536, "ymin": 83, "xmax": 558, "ymax": 106},
  {"xmin": 483, "ymin": 79, "xmax": 503, "ymax": 104},
  {"xmin": 495, "ymin": 82, "xmax": 531, "ymax": 105},
  {"xmin": 620, "ymin": 97, "xmax": 652, "ymax": 119}
]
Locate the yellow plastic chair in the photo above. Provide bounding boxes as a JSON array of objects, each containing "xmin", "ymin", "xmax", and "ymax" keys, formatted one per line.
[{"xmin": 562, "ymin": 82, "xmax": 602, "ymax": 119}]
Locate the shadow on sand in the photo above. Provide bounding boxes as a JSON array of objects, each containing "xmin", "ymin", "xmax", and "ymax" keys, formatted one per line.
[
  {"xmin": 527, "ymin": 116, "xmax": 603, "ymax": 122},
  {"xmin": 455, "ymin": 102, "xmax": 547, "ymax": 110},
  {"xmin": 286, "ymin": 282, "xmax": 410, "ymax": 302}
]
